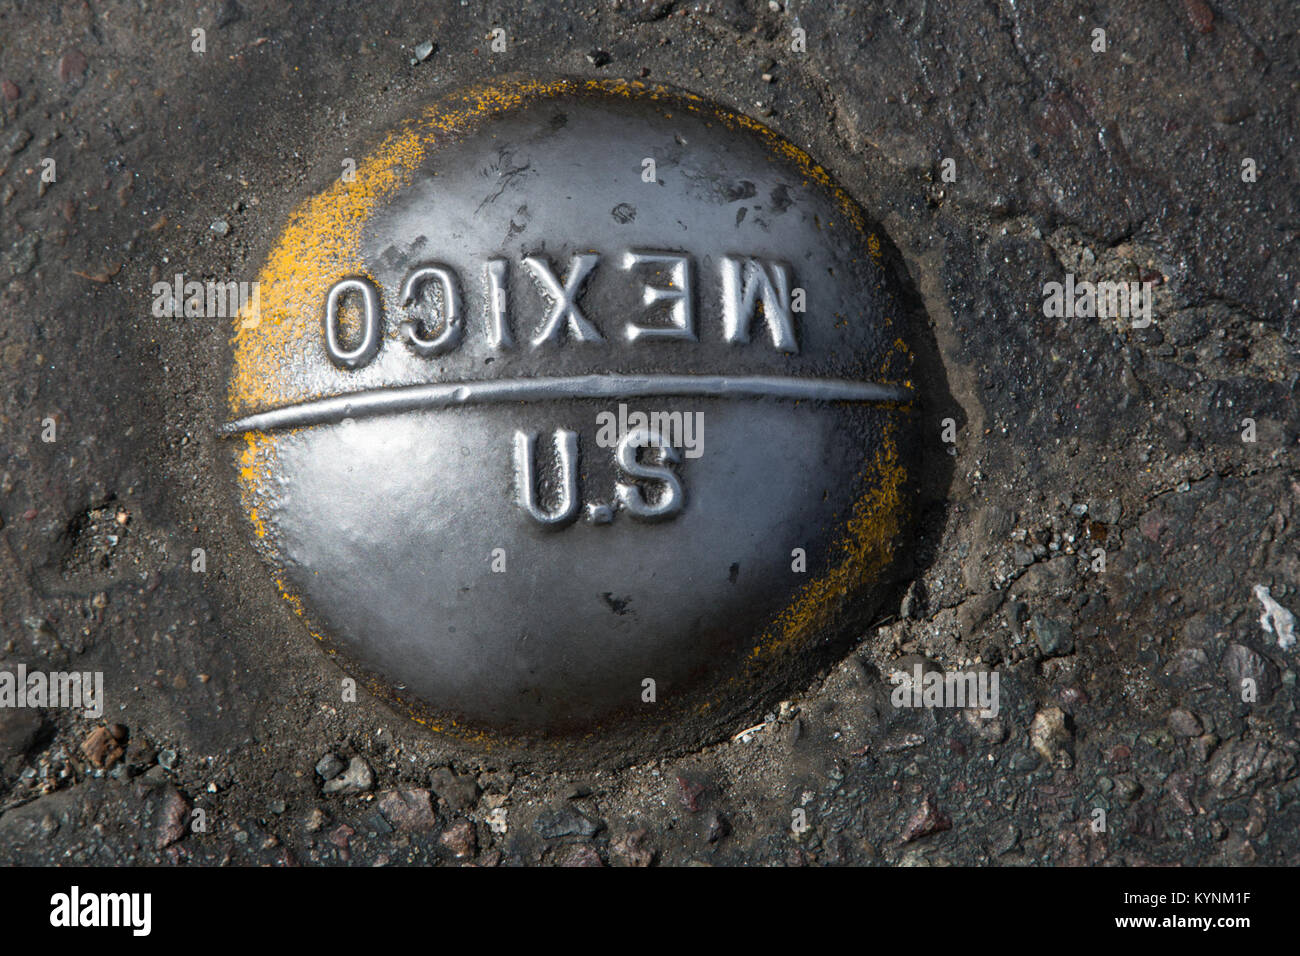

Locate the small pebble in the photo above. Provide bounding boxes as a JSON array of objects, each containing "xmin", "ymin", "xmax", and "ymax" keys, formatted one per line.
[
  {"xmin": 58, "ymin": 49, "xmax": 87, "ymax": 83},
  {"xmin": 439, "ymin": 819, "xmax": 477, "ymax": 858},
  {"xmin": 315, "ymin": 752, "xmax": 345, "ymax": 780},
  {"xmin": 322, "ymin": 755, "xmax": 373, "ymax": 794}
]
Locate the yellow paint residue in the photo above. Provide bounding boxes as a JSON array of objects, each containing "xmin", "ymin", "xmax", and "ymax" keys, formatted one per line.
[
  {"xmin": 229, "ymin": 127, "xmax": 427, "ymax": 416},
  {"xmin": 879, "ymin": 335, "xmax": 915, "ymax": 386},
  {"xmin": 751, "ymin": 418, "xmax": 906, "ymax": 665},
  {"xmin": 867, "ymin": 232, "xmax": 882, "ymax": 262},
  {"xmin": 238, "ymin": 432, "xmax": 276, "ymax": 539}
]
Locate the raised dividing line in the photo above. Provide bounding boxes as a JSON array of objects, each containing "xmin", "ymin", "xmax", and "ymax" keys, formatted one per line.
[{"xmin": 220, "ymin": 374, "xmax": 914, "ymax": 436}]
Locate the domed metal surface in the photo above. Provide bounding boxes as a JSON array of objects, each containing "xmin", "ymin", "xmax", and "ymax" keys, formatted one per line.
[{"xmin": 224, "ymin": 78, "xmax": 917, "ymax": 754}]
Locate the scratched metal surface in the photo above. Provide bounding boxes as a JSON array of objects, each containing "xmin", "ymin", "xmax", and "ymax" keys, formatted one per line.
[{"xmin": 226, "ymin": 83, "xmax": 917, "ymax": 741}]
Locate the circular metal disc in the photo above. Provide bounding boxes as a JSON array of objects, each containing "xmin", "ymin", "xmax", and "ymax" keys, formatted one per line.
[{"xmin": 225, "ymin": 78, "xmax": 917, "ymax": 759}]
